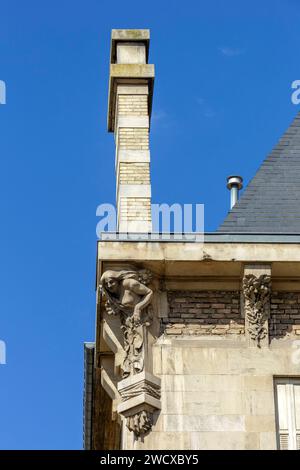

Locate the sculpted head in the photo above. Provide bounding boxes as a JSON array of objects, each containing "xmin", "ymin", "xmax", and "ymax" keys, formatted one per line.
[{"xmin": 101, "ymin": 270, "xmax": 121, "ymax": 295}]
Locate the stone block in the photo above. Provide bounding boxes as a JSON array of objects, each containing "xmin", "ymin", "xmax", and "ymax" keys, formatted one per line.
[
  {"xmin": 161, "ymin": 347, "xmax": 184, "ymax": 374},
  {"xmin": 259, "ymin": 431, "xmax": 277, "ymax": 450},
  {"xmin": 134, "ymin": 432, "xmax": 191, "ymax": 450},
  {"xmin": 181, "ymin": 348, "xmax": 228, "ymax": 374},
  {"xmin": 152, "ymin": 346, "xmax": 162, "ymax": 375},
  {"xmin": 161, "ymin": 392, "xmax": 184, "ymax": 414},
  {"xmin": 243, "ymin": 375, "xmax": 273, "ymax": 391},
  {"xmin": 164, "ymin": 414, "xmax": 245, "ymax": 432},
  {"xmin": 182, "ymin": 391, "xmax": 245, "ymax": 415},
  {"xmin": 245, "ymin": 415, "xmax": 276, "ymax": 432},
  {"xmin": 190, "ymin": 431, "xmax": 259, "ymax": 450},
  {"xmin": 244, "ymin": 391, "xmax": 275, "ymax": 416}
]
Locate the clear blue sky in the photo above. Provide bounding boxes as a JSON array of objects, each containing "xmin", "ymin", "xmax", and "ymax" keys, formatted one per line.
[{"xmin": 0, "ymin": 0, "xmax": 299, "ymax": 449}]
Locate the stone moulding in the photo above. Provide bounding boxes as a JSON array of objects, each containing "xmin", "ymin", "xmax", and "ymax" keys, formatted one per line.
[
  {"xmin": 108, "ymin": 64, "xmax": 154, "ymax": 132},
  {"xmin": 243, "ymin": 273, "xmax": 271, "ymax": 347},
  {"xmin": 117, "ymin": 371, "xmax": 161, "ymax": 437}
]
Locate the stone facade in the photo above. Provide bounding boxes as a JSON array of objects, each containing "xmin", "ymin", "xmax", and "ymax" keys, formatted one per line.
[
  {"xmin": 119, "ymin": 280, "xmax": 300, "ymax": 450},
  {"xmin": 137, "ymin": 343, "xmax": 280, "ymax": 450},
  {"xmin": 90, "ymin": 239, "xmax": 300, "ymax": 450}
]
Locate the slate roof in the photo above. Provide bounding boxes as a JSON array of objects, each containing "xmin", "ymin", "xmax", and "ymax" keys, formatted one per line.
[{"xmin": 218, "ymin": 111, "xmax": 300, "ymax": 233}]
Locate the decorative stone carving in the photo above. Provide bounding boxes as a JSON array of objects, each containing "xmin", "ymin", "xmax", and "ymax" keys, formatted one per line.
[
  {"xmin": 119, "ymin": 379, "xmax": 161, "ymax": 401},
  {"xmin": 101, "ymin": 268, "xmax": 161, "ymax": 437},
  {"xmin": 101, "ymin": 269, "xmax": 153, "ymax": 377},
  {"xmin": 118, "ymin": 371, "xmax": 161, "ymax": 402},
  {"xmin": 121, "ymin": 378, "xmax": 159, "ymax": 436},
  {"xmin": 126, "ymin": 410, "xmax": 152, "ymax": 436},
  {"xmin": 243, "ymin": 274, "xmax": 271, "ymax": 347},
  {"xmin": 117, "ymin": 371, "xmax": 161, "ymax": 438}
]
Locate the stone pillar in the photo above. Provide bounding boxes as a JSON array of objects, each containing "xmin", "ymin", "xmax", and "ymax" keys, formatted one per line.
[
  {"xmin": 242, "ymin": 264, "xmax": 272, "ymax": 348},
  {"xmin": 108, "ymin": 30, "xmax": 154, "ymax": 233}
]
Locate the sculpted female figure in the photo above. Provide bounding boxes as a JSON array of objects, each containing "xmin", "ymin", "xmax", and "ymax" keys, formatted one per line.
[
  {"xmin": 100, "ymin": 270, "xmax": 153, "ymax": 324},
  {"xmin": 100, "ymin": 270, "xmax": 153, "ymax": 377}
]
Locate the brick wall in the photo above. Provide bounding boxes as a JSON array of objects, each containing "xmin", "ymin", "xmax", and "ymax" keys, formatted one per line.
[
  {"xmin": 269, "ymin": 291, "xmax": 300, "ymax": 340},
  {"xmin": 163, "ymin": 291, "xmax": 244, "ymax": 336},
  {"xmin": 119, "ymin": 197, "xmax": 151, "ymax": 222},
  {"xmin": 117, "ymin": 94, "xmax": 148, "ymax": 116},
  {"xmin": 114, "ymin": 83, "xmax": 152, "ymax": 231},
  {"xmin": 118, "ymin": 128, "xmax": 149, "ymax": 150},
  {"xmin": 119, "ymin": 162, "xmax": 150, "ymax": 184}
]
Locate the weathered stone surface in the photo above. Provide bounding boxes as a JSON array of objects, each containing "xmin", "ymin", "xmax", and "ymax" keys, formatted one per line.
[
  {"xmin": 116, "ymin": 43, "xmax": 146, "ymax": 64},
  {"xmin": 259, "ymin": 432, "xmax": 277, "ymax": 450},
  {"xmin": 164, "ymin": 414, "xmax": 245, "ymax": 432},
  {"xmin": 162, "ymin": 391, "xmax": 245, "ymax": 415},
  {"xmin": 243, "ymin": 375, "xmax": 273, "ymax": 391},
  {"xmin": 161, "ymin": 374, "xmax": 244, "ymax": 392},
  {"xmin": 190, "ymin": 431, "xmax": 259, "ymax": 450},
  {"xmin": 132, "ymin": 432, "xmax": 191, "ymax": 450},
  {"xmin": 245, "ymin": 415, "xmax": 276, "ymax": 432},
  {"xmin": 244, "ymin": 391, "xmax": 275, "ymax": 415}
]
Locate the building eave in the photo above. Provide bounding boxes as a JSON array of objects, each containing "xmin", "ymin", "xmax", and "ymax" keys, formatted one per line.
[{"xmin": 83, "ymin": 342, "xmax": 95, "ymax": 450}]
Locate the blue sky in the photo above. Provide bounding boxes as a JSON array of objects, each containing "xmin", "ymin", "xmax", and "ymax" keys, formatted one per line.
[{"xmin": 0, "ymin": 0, "xmax": 299, "ymax": 449}]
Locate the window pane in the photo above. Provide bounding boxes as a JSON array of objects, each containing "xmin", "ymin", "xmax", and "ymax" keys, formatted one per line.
[{"xmin": 277, "ymin": 384, "xmax": 288, "ymax": 431}]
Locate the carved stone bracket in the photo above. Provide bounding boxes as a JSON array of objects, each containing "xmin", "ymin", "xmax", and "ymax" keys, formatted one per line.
[
  {"xmin": 100, "ymin": 268, "xmax": 161, "ymax": 437},
  {"xmin": 243, "ymin": 272, "xmax": 271, "ymax": 347},
  {"xmin": 117, "ymin": 371, "xmax": 161, "ymax": 437}
]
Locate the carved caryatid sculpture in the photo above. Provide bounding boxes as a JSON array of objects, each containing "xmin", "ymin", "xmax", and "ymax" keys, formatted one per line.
[
  {"xmin": 243, "ymin": 274, "xmax": 271, "ymax": 347},
  {"xmin": 101, "ymin": 269, "xmax": 153, "ymax": 377},
  {"xmin": 100, "ymin": 269, "xmax": 160, "ymax": 437}
]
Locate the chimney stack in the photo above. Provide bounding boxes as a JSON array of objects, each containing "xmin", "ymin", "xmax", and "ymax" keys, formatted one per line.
[
  {"xmin": 107, "ymin": 29, "xmax": 154, "ymax": 233},
  {"xmin": 227, "ymin": 175, "xmax": 243, "ymax": 209}
]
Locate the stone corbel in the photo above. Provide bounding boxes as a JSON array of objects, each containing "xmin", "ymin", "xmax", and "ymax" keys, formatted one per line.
[
  {"xmin": 100, "ymin": 267, "xmax": 161, "ymax": 437},
  {"xmin": 117, "ymin": 371, "xmax": 161, "ymax": 436},
  {"xmin": 242, "ymin": 265, "xmax": 272, "ymax": 348}
]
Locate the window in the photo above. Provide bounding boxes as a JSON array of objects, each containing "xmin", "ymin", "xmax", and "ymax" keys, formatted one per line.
[{"xmin": 274, "ymin": 378, "xmax": 300, "ymax": 450}]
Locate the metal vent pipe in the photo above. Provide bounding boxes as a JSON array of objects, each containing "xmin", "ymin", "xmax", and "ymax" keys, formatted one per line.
[{"xmin": 227, "ymin": 175, "xmax": 243, "ymax": 209}]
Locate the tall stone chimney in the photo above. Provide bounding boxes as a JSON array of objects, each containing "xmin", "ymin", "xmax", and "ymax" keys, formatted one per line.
[{"xmin": 107, "ymin": 29, "xmax": 154, "ymax": 233}]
